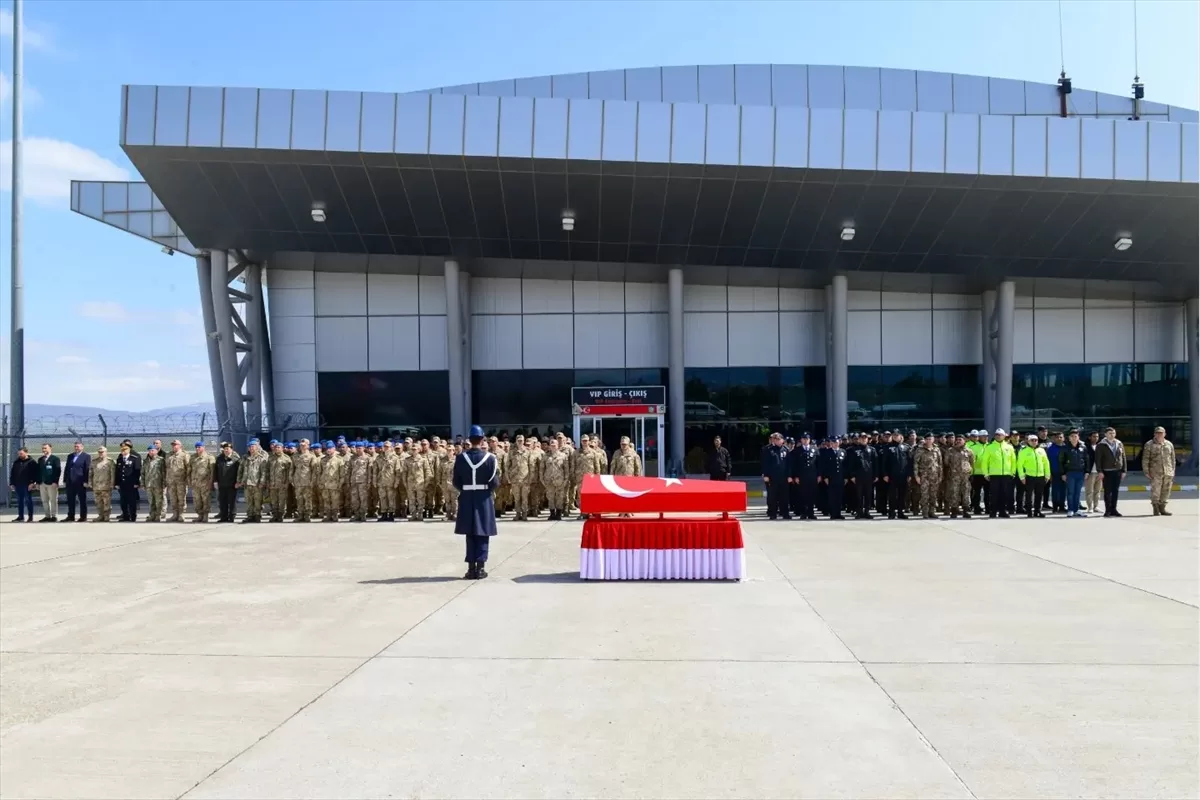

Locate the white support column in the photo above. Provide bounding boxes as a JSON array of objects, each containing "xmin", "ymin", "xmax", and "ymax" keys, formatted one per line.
[
  {"xmin": 196, "ymin": 253, "xmax": 230, "ymax": 432},
  {"xmin": 827, "ymin": 275, "xmax": 848, "ymax": 438},
  {"xmin": 459, "ymin": 270, "xmax": 473, "ymax": 430},
  {"xmin": 244, "ymin": 262, "xmax": 264, "ymax": 431},
  {"xmin": 210, "ymin": 250, "xmax": 246, "ymax": 436},
  {"xmin": 444, "ymin": 259, "xmax": 466, "ymax": 438},
  {"xmin": 667, "ymin": 267, "xmax": 685, "ymax": 473},
  {"xmin": 1187, "ymin": 297, "xmax": 1199, "ymax": 466},
  {"xmin": 994, "ymin": 281, "xmax": 1016, "ymax": 434},
  {"xmin": 982, "ymin": 289, "xmax": 996, "ymax": 431}
]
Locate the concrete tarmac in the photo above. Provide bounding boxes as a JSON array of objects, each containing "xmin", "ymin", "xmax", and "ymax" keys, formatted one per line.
[{"xmin": 1, "ymin": 499, "xmax": 1196, "ymax": 799}]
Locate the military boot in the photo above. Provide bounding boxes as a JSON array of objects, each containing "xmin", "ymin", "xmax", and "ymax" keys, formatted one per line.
[
  {"xmin": 475, "ymin": 562, "xmax": 488, "ymax": 579},
  {"xmin": 463, "ymin": 562, "xmax": 478, "ymax": 580},
  {"xmin": 1160, "ymin": 505, "xmax": 1173, "ymax": 516}
]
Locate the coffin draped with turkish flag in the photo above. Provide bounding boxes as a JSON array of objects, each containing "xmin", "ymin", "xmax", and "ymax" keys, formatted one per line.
[{"xmin": 579, "ymin": 474, "xmax": 747, "ymax": 515}]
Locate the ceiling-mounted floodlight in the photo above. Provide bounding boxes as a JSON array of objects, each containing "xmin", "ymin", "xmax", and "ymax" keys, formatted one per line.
[
  {"xmin": 562, "ymin": 211, "xmax": 576, "ymax": 232},
  {"xmin": 160, "ymin": 246, "xmax": 175, "ymax": 256},
  {"xmin": 311, "ymin": 205, "xmax": 327, "ymax": 223},
  {"xmin": 1113, "ymin": 236, "xmax": 1132, "ymax": 251},
  {"xmin": 840, "ymin": 227, "xmax": 856, "ymax": 242}
]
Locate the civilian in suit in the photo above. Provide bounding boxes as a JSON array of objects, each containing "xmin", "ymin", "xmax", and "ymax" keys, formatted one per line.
[
  {"xmin": 115, "ymin": 443, "xmax": 142, "ymax": 522},
  {"xmin": 63, "ymin": 442, "xmax": 92, "ymax": 522},
  {"xmin": 36, "ymin": 444, "xmax": 62, "ymax": 522}
]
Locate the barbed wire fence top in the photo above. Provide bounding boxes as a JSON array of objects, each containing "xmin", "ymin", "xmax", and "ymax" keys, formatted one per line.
[{"xmin": 2, "ymin": 413, "xmax": 324, "ymax": 454}]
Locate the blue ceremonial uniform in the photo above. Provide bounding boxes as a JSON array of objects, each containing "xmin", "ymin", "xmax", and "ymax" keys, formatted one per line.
[
  {"xmin": 453, "ymin": 445, "xmax": 500, "ymax": 577},
  {"xmin": 788, "ymin": 440, "xmax": 819, "ymax": 519},
  {"xmin": 761, "ymin": 443, "xmax": 791, "ymax": 519},
  {"xmin": 819, "ymin": 442, "xmax": 847, "ymax": 519}
]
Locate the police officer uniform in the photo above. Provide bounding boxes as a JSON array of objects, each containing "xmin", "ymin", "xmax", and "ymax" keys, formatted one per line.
[
  {"xmin": 761, "ymin": 433, "xmax": 790, "ymax": 520},
  {"xmin": 453, "ymin": 425, "xmax": 500, "ymax": 579},
  {"xmin": 819, "ymin": 437, "xmax": 847, "ymax": 520},
  {"xmin": 788, "ymin": 433, "xmax": 819, "ymax": 519}
]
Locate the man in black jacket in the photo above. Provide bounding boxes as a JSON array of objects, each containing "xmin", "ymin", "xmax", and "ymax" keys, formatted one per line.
[
  {"xmin": 115, "ymin": 442, "xmax": 142, "ymax": 522},
  {"xmin": 788, "ymin": 433, "xmax": 819, "ymax": 519},
  {"xmin": 761, "ymin": 432, "xmax": 791, "ymax": 520},
  {"xmin": 8, "ymin": 448, "xmax": 39, "ymax": 522},
  {"xmin": 707, "ymin": 436, "xmax": 732, "ymax": 481},
  {"xmin": 36, "ymin": 444, "xmax": 62, "ymax": 522},
  {"xmin": 818, "ymin": 437, "xmax": 847, "ymax": 520},
  {"xmin": 847, "ymin": 432, "xmax": 876, "ymax": 519},
  {"xmin": 214, "ymin": 442, "xmax": 241, "ymax": 522},
  {"xmin": 63, "ymin": 442, "xmax": 91, "ymax": 522},
  {"xmin": 881, "ymin": 431, "xmax": 912, "ymax": 520}
]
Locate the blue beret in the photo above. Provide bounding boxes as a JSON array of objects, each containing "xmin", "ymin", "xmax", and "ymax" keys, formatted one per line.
[
  {"xmin": 248, "ymin": 438, "xmax": 259, "ymax": 446},
  {"xmin": 286, "ymin": 441, "xmax": 297, "ymax": 448},
  {"xmin": 194, "ymin": 441, "xmax": 204, "ymax": 448},
  {"xmin": 324, "ymin": 440, "xmax": 335, "ymax": 449},
  {"xmin": 336, "ymin": 436, "xmax": 346, "ymax": 443},
  {"xmin": 147, "ymin": 445, "xmax": 156, "ymax": 451}
]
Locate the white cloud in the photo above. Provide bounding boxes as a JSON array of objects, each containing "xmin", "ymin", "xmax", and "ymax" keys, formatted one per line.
[
  {"xmin": 54, "ymin": 354, "xmax": 89, "ymax": 365},
  {"xmin": 139, "ymin": 360, "xmax": 161, "ymax": 369},
  {"xmin": 76, "ymin": 301, "xmax": 130, "ymax": 322},
  {"xmin": 0, "ymin": 9, "xmax": 52, "ymax": 51},
  {"xmin": 0, "ymin": 137, "xmax": 129, "ymax": 204},
  {"xmin": 0, "ymin": 72, "xmax": 43, "ymax": 106}
]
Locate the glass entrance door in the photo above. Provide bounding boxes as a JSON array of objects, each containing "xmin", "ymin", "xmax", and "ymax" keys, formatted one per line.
[{"xmin": 585, "ymin": 417, "xmax": 659, "ymax": 478}]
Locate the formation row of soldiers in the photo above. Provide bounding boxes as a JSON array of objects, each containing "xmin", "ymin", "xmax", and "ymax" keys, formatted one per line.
[{"xmin": 109, "ymin": 430, "xmax": 644, "ymax": 524}]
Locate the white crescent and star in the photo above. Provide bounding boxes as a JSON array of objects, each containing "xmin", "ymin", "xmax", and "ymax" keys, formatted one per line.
[{"xmin": 597, "ymin": 475, "xmax": 683, "ymax": 498}]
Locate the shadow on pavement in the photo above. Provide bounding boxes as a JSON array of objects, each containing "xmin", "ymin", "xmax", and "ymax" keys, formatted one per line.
[
  {"xmin": 359, "ymin": 576, "xmax": 462, "ymax": 585},
  {"xmin": 510, "ymin": 571, "xmax": 582, "ymax": 583}
]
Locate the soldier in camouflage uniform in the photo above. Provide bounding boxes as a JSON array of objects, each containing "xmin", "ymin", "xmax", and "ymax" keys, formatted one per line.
[
  {"xmin": 404, "ymin": 442, "xmax": 432, "ymax": 522},
  {"xmin": 491, "ymin": 438, "xmax": 509, "ymax": 516},
  {"xmin": 443, "ymin": 443, "xmax": 461, "ymax": 521},
  {"xmin": 291, "ymin": 439, "xmax": 318, "ymax": 522},
  {"xmin": 1142, "ymin": 426, "xmax": 1176, "ymax": 516},
  {"xmin": 187, "ymin": 442, "xmax": 216, "ymax": 523},
  {"xmin": 374, "ymin": 441, "xmax": 400, "ymax": 522},
  {"xmin": 395, "ymin": 441, "xmax": 411, "ymax": 517},
  {"xmin": 267, "ymin": 441, "xmax": 293, "ymax": 523},
  {"xmin": 282, "ymin": 442, "xmax": 297, "ymax": 519},
  {"xmin": 142, "ymin": 445, "xmax": 166, "ymax": 522},
  {"xmin": 364, "ymin": 443, "xmax": 378, "ymax": 518},
  {"xmin": 610, "ymin": 436, "xmax": 642, "ymax": 476},
  {"xmin": 311, "ymin": 442, "xmax": 324, "ymax": 518},
  {"xmin": 912, "ymin": 433, "xmax": 943, "ymax": 519},
  {"xmin": 319, "ymin": 441, "xmax": 345, "ymax": 522},
  {"xmin": 237, "ymin": 439, "xmax": 270, "ymax": 523},
  {"xmin": 335, "ymin": 439, "xmax": 350, "ymax": 518},
  {"xmin": 936, "ymin": 433, "xmax": 952, "ymax": 514},
  {"xmin": 164, "ymin": 440, "xmax": 190, "ymax": 523},
  {"xmin": 343, "ymin": 441, "xmax": 369, "ymax": 522},
  {"xmin": 540, "ymin": 437, "xmax": 571, "ymax": 520},
  {"xmin": 505, "ymin": 435, "xmax": 533, "ymax": 520},
  {"xmin": 87, "ymin": 446, "xmax": 116, "ymax": 522},
  {"xmin": 527, "ymin": 438, "xmax": 545, "ymax": 517},
  {"xmin": 943, "ymin": 434, "xmax": 975, "ymax": 519}
]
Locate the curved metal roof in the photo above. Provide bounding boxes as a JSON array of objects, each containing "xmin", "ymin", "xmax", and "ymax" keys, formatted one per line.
[{"xmin": 422, "ymin": 64, "xmax": 1198, "ymax": 122}]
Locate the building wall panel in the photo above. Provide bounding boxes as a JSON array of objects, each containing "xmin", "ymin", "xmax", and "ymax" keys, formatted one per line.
[
  {"xmin": 882, "ymin": 292, "xmax": 932, "ymax": 310},
  {"xmin": 573, "ymin": 280, "xmax": 626, "ymax": 313},
  {"xmin": 727, "ymin": 286, "xmax": 779, "ymax": 312},
  {"xmin": 684, "ymin": 284, "xmax": 728, "ymax": 311},
  {"xmin": 847, "ymin": 310, "xmax": 882, "ymax": 365},
  {"xmin": 848, "ymin": 290, "xmax": 881, "ymax": 310},
  {"xmin": 268, "ymin": 269, "xmax": 314, "ymax": 290},
  {"xmin": 1134, "ymin": 304, "xmax": 1187, "ymax": 362},
  {"xmin": 1014, "ymin": 309, "xmax": 1035, "ymax": 363},
  {"xmin": 779, "ymin": 311, "xmax": 826, "ymax": 366},
  {"xmin": 881, "ymin": 310, "xmax": 932, "ymax": 364},
  {"xmin": 471, "ymin": 315, "xmax": 523, "ymax": 369},
  {"xmin": 271, "ymin": 315, "xmax": 315, "ymax": 346},
  {"xmin": 314, "ymin": 272, "xmax": 366, "ymax": 316},
  {"xmin": 522, "ymin": 314, "xmax": 574, "ymax": 368},
  {"xmin": 574, "ymin": 314, "xmax": 626, "ymax": 368},
  {"xmin": 367, "ymin": 316, "xmax": 421, "ymax": 370},
  {"xmin": 626, "ymin": 282, "xmax": 669, "ymax": 312},
  {"xmin": 1083, "ymin": 307, "xmax": 1134, "ymax": 363},
  {"xmin": 932, "ymin": 309, "xmax": 982, "ymax": 364},
  {"xmin": 366, "ymin": 273, "xmax": 420, "ymax": 315},
  {"xmin": 779, "ymin": 287, "xmax": 825, "ymax": 311},
  {"xmin": 273, "ymin": 343, "xmax": 316, "ymax": 375},
  {"xmin": 315, "ymin": 316, "xmax": 368, "ymax": 371},
  {"xmin": 417, "ymin": 275, "xmax": 446, "ymax": 315},
  {"xmin": 1033, "ymin": 308, "xmax": 1084, "ymax": 363},
  {"xmin": 419, "ymin": 315, "xmax": 448, "ymax": 370},
  {"xmin": 728, "ymin": 312, "xmax": 780, "ymax": 366},
  {"xmin": 275, "ymin": 371, "xmax": 317, "ymax": 404},
  {"xmin": 471, "ymin": 277, "xmax": 523, "ymax": 314},
  {"xmin": 522, "ymin": 278, "xmax": 575, "ymax": 313},
  {"xmin": 683, "ymin": 312, "xmax": 728, "ymax": 367},
  {"xmin": 625, "ymin": 313, "xmax": 669, "ymax": 367}
]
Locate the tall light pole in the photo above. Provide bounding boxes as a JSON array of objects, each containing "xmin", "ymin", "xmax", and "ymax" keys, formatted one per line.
[{"xmin": 9, "ymin": 0, "xmax": 25, "ymax": 447}]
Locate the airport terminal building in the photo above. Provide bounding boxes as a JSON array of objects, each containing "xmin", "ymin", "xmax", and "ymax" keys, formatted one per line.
[{"xmin": 72, "ymin": 64, "xmax": 1199, "ymax": 473}]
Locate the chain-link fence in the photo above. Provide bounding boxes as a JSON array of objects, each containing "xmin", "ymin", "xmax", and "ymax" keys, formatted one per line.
[{"xmin": 1, "ymin": 412, "xmax": 324, "ymax": 506}]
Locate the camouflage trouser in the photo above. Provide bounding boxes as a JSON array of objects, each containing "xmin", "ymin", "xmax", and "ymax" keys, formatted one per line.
[
  {"xmin": 496, "ymin": 483, "xmax": 510, "ymax": 513},
  {"xmin": 312, "ymin": 485, "xmax": 322, "ymax": 516},
  {"xmin": 378, "ymin": 483, "xmax": 395, "ymax": 515},
  {"xmin": 444, "ymin": 485, "xmax": 458, "ymax": 519},
  {"xmin": 937, "ymin": 477, "xmax": 948, "ymax": 512},
  {"xmin": 286, "ymin": 485, "xmax": 296, "ymax": 518},
  {"xmin": 918, "ymin": 475, "xmax": 939, "ymax": 516},
  {"xmin": 350, "ymin": 483, "xmax": 369, "ymax": 521},
  {"xmin": 945, "ymin": 476, "xmax": 970, "ymax": 515},
  {"xmin": 95, "ymin": 489, "xmax": 113, "ymax": 521},
  {"xmin": 407, "ymin": 483, "xmax": 425, "ymax": 521},
  {"xmin": 544, "ymin": 481, "xmax": 567, "ymax": 511},
  {"xmin": 167, "ymin": 482, "xmax": 187, "ymax": 520},
  {"xmin": 322, "ymin": 488, "xmax": 341, "ymax": 521},
  {"xmin": 245, "ymin": 486, "xmax": 264, "ymax": 519},
  {"xmin": 147, "ymin": 488, "xmax": 164, "ymax": 521},
  {"xmin": 569, "ymin": 479, "xmax": 579, "ymax": 510},
  {"xmin": 341, "ymin": 479, "xmax": 351, "ymax": 516},
  {"xmin": 368, "ymin": 484, "xmax": 378, "ymax": 516},
  {"xmin": 191, "ymin": 485, "xmax": 212, "ymax": 520},
  {"xmin": 294, "ymin": 484, "xmax": 313, "ymax": 521},
  {"xmin": 426, "ymin": 481, "xmax": 439, "ymax": 514},
  {"xmin": 512, "ymin": 482, "xmax": 531, "ymax": 519},
  {"xmin": 1149, "ymin": 474, "xmax": 1173, "ymax": 507},
  {"xmin": 268, "ymin": 486, "xmax": 287, "ymax": 521},
  {"xmin": 396, "ymin": 483, "xmax": 407, "ymax": 514}
]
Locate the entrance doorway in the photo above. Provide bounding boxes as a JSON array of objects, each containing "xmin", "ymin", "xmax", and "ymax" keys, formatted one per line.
[{"xmin": 578, "ymin": 416, "xmax": 661, "ymax": 477}]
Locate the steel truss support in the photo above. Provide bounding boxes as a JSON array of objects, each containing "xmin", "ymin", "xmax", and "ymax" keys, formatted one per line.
[{"xmin": 199, "ymin": 249, "xmax": 273, "ymax": 451}]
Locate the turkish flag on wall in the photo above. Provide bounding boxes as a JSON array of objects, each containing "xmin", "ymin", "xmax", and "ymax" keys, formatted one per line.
[{"xmin": 579, "ymin": 474, "xmax": 748, "ymax": 515}]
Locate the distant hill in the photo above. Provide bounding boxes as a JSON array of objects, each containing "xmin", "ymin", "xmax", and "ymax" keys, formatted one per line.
[{"xmin": 20, "ymin": 403, "xmax": 218, "ymax": 419}]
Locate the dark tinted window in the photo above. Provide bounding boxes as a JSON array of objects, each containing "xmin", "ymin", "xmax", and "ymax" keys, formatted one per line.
[
  {"xmin": 471, "ymin": 368, "xmax": 669, "ymax": 433},
  {"xmin": 849, "ymin": 365, "xmax": 983, "ymax": 430},
  {"xmin": 318, "ymin": 371, "xmax": 450, "ymax": 429}
]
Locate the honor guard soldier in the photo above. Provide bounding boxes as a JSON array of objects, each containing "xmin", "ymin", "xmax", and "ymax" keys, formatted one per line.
[
  {"xmin": 761, "ymin": 432, "xmax": 790, "ymax": 520},
  {"xmin": 453, "ymin": 425, "xmax": 500, "ymax": 580},
  {"xmin": 788, "ymin": 433, "xmax": 819, "ymax": 520},
  {"xmin": 818, "ymin": 437, "xmax": 847, "ymax": 520}
]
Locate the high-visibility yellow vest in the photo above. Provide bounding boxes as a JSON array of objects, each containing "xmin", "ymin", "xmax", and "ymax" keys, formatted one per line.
[
  {"xmin": 1016, "ymin": 446, "xmax": 1050, "ymax": 479},
  {"xmin": 982, "ymin": 440, "xmax": 1016, "ymax": 476}
]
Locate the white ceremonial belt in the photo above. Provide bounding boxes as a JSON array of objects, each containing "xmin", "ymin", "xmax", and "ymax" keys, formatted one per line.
[{"xmin": 462, "ymin": 484, "xmax": 488, "ymax": 491}]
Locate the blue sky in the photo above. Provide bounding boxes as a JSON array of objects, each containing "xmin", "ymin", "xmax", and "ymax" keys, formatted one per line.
[{"xmin": 0, "ymin": 0, "xmax": 1196, "ymax": 411}]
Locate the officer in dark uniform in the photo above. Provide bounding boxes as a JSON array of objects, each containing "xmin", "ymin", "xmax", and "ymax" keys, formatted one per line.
[
  {"xmin": 875, "ymin": 431, "xmax": 892, "ymax": 515},
  {"xmin": 882, "ymin": 431, "xmax": 912, "ymax": 519},
  {"xmin": 788, "ymin": 432, "xmax": 819, "ymax": 519},
  {"xmin": 843, "ymin": 434, "xmax": 860, "ymax": 513},
  {"xmin": 761, "ymin": 432, "xmax": 791, "ymax": 520},
  {"xmin": 848, "ymin": 431, "xmax": 876, "ymax": 519},
  {"xmin": 453, "ymin": 425, "xmax": 500, "ymax": 580},
  {"xmin": 114, "ymin": 442, "xmax": 141, "ymax": 522},
  {"xmin": 214, "ymin": 442, "xmax": 240, "ymax": 522},
  {"xmin": 818, "ymin": 437, "xmax": 847, "ymax": 519}
]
